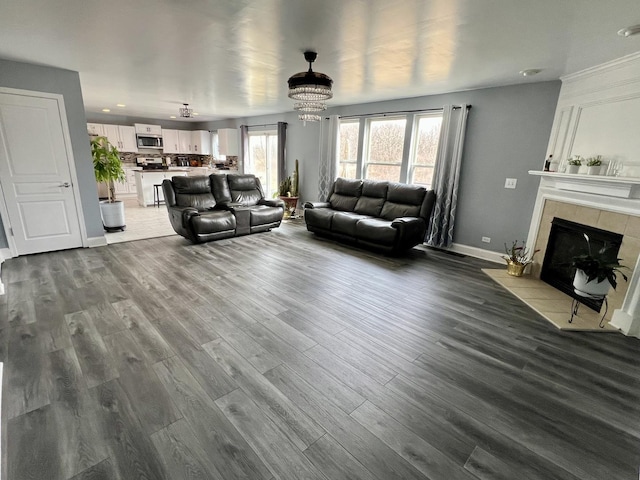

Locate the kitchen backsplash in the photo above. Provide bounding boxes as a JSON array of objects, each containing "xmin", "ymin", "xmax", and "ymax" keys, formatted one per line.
[{"xmin": 120, "ymin": 153, "xmax": 237, "ymax": 168}]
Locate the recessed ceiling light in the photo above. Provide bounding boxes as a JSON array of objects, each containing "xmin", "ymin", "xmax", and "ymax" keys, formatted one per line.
[
  {"xmin": 170, "ymin": 115, "xmax": 177, "ymax": 119},
  {"xmin": 519, "ymin": 69, "xmax": 542, "ymax": 77},
  {"xmin": 102, "ymin": 108, "xmax": 111, "ymax": 112},
  {"xmin": 116, "ymin": 103, "xmax": 126, "ymax": 108},
  {"xmin": 193, "ymin": 112, "xmax": 199, "ymax": 116},
  {"xmin": 618, "ymin": 25, "xmax": 640, "ymax": 37}
]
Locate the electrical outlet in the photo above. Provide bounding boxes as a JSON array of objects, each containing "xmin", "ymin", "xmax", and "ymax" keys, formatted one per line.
[
  {"xmin": 482, "ymin": 236, "xmax": 491, "ymax": 243},
  {"xmin": 505, "ymin": 178, "xmax": 517, "ymax": 189}
]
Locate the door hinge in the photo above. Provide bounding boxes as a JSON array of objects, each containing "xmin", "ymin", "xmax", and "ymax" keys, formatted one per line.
[{"xmin": 9, "ymin": 227, "xmax": 13, "ymax": 236}]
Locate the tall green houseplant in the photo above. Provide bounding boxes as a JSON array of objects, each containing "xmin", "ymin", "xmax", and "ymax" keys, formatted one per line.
[{"xmin": 91, "ymin": 136, "xmax": 124, "ymax": 203}]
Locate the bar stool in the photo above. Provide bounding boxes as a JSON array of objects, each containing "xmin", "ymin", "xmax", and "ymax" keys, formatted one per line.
[{"xmin": 153, "ymin": 184, "xmax": 163, "ymax": 208}]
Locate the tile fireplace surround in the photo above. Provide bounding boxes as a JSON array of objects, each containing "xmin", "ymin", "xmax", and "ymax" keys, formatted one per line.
[{"xmin": 524, "ymin": 171, "xmax": 640, "ymax": 337}]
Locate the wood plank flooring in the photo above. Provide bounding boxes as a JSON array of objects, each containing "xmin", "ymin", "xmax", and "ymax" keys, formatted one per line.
[{"xmin": 2, "ymin": 221, "xmax": 640, "ymax": 480}]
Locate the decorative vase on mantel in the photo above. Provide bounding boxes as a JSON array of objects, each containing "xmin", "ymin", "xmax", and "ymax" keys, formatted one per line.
[
  {"xmin": 567, "ymin": 165, "xmax": 580, "ymax": 174},
  {"xmin": 573, "ymin": 269, "xmax": 611, "ymax": 297}
]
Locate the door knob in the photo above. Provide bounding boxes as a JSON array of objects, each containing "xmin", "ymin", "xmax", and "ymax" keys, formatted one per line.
[{"xmin": 59, "ymin": 182, "xmax": 71, "ymax": 188}]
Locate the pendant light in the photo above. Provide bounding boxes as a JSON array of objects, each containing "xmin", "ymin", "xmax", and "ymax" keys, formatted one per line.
[
  {"xmin": 179, "ymin": 103, "xmax": 193, "ymax": 118},
  {"xmin": 288, "ymin": 51, "xmax": 332, "ymax": 124}
]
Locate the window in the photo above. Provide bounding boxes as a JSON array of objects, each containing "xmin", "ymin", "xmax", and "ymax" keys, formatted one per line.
[
  {"xmin": 338, "ymin": 120, "xmax": 359, "ymax": 178},
  {"xmin": 363, "ymin": 117, "xmax": 406, "ymax": 182},
  {"xmin": 247, "ymin": 131, "xmax": 278, "ymax": 197},
  {"xmin": 408, "ymin": 114, "xmax": 442, "ymax": 186},
  {"xmin": 336, "ymin": 110, "xmax": 443, "ymax": 186}
]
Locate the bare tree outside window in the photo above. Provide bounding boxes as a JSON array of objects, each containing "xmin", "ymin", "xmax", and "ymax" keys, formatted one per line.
[
  {"xmin": 409, "ymin": 115, "xmax": 442, "ymax": 186},
  {"xmin": 248, "ymin": 132, "xmax": 278, "ymax": 197},
  {"xmin": 364, "ymin": 117, "xmax": 406, "ymax": 182},
  {"xmin": 338, "ymin": 120, "xmax": 359, "ymax": 178}
]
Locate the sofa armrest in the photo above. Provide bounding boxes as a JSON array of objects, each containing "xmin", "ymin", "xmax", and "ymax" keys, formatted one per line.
[
  {"xmin": 166, "ymin": 206, "xmax": 199, "ymax": 228},
  {"xmin": 259, "ymin": 198, "xmax": 285, "ymax": 208},
  {"xmin": 304, "ymin": 201, "xmax": 331, "ymax": 209},
  {"xmin": 391, "ymin": 217, "xmax": 426, "ymax": 239}
]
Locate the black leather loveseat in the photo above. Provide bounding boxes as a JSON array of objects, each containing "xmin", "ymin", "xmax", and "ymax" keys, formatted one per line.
[
  {"xmin": 163, "ymin": 174, "xmax": 284, "ymax": 243},
  {"xmin": 304, "ymin": 178, "xmax": 436, "ymax": 254}
]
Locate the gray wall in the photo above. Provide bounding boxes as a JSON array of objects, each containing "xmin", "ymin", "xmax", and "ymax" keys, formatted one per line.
[
  {"xmin": 199, "ymin": 81, "xmax": 560, "ymax": 253},
  {"xmin": 0, "ymin": 58, "xmax": 104, "ymax": 248}
]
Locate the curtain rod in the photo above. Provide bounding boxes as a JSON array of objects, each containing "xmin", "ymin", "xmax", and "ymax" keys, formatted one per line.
[
  {"xmin": 330, "ymin": 105, "xmax": 471, "ymax": 120},
  {"xmin": 244, "ymin": 122, "xmax": 285, "ymax": 128}
]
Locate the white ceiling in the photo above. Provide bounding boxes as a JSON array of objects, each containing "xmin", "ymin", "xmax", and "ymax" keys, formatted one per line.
[{"xmin": 1, "ymin": 0, "xmax": 639, "ymax": 122}]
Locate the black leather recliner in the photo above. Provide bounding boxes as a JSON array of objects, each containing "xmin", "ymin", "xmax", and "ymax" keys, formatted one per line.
[{"xmin": 163, "ymin": 174, "xmax": 285, "ymax": 243}]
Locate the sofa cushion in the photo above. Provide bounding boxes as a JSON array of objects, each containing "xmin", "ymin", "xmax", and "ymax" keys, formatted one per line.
[
  {"xmin": 172, "ymin": 176, "xmax": 216, "ymax": 211},
  {"xmin": 380, "ymin": 201, "xmax": 421, "ymax": 220},
  {"xmin": 250, "ymin": 205, "xmax": 283, "ymax": 226},
  {"xmin": 211, "ymin": 174, "xmax": 232, "ymax": 203},
  {"xmin": 332, "ymin": 212, "xmax": 372, "ymax": 237},
  {"xmin": 355, "ymin": 218, "xmax": 397, "ymax": 246},
  {"xmin": 190, "ymin": 211, "xmax": 236, "ymax": 235},
  {"xmin": 354, "ymin": 180, "xmax": 388, "ymax": 216},
  {"xmin": 387, "ymin": 182, "xmax": 426, "ymax": 205},
  {"xmin": 305, "ymin": 207, "xmax": 335, "ymax": 231},
  {"xmin": 334, "ymin": 178, "xmax": 363, "ymax": 196},
  {"xmin": 227, "ymin": 174, "xmax": 264, "ymax": 206}
]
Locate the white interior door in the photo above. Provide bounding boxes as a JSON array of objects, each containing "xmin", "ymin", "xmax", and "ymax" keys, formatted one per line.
[{"xmin": 0, "ymin": 92, "xmax": 83, "ymax": 255}]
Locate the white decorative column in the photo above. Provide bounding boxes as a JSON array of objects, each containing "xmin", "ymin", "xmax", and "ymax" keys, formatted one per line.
[{"xmin": 611, "ymin": 255, "xmax": 640, "ymax": 338}]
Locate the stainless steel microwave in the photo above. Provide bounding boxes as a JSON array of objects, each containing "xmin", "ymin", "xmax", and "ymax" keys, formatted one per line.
[{"xmin": 136, "ymin": 135, "xmax": 163, "ymax": 149}]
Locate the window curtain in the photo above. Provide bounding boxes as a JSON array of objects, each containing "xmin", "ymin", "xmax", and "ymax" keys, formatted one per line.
[
  {"xmin": 239, "ymin": 125, "xmax": 249, "ymax": 174},
  {"xmin": 277, "ymin": 122, "xmax": 287, "ymax": 185},
  {"xmin": 318, "ymin": 115, "xmax": 339, "ymax": 201},
  {"xmin": 426, "ymin": 104, "xmax": 469, "ymax": 248}
]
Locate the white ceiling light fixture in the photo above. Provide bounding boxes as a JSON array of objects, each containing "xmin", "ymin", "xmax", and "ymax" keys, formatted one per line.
[
  {"xmin": 618, "ymin": 25, "xmax": 640, "ymax": 37},
  {"xmin": 519, "ymin": 69, "xmax": 542, "ymax": 77},
  {"xmin": 179, "ymin": 103, "xmax": 193, "ymax": 118},
  {"xmin": 288, "ymin": 51, "xmax": 332, "ymax": 124}
]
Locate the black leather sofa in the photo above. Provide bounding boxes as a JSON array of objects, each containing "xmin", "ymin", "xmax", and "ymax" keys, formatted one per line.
[
  {"xmin": 162, "ymin": 174, "xmax": 284, "ymax": 243},
  {"xmin": 304, "ymin": 178, "xmax": 436, "ymax": 254}
]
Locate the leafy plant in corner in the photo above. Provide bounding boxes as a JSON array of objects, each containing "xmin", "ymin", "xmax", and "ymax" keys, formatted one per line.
[
  {"xmin": 502, "ymin": 240, "xmax": 539, "ymax": 266},
  {"xmin": 91, "ymin": 136, "xmax": 125, "ymax": 202},
  {"xmin": 568, "ymin": 233, "xmax": 627, "ymax": 289}
]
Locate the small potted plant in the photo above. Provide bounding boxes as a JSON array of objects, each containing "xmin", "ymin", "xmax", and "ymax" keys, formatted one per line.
[
  {"xmin": 586, "ymin": 155, "xmax": 602, "ymax": 175},
  {"xmin": 277, "ymin": 159, "xmax": 300, "ymax": 219},
  {"xmin": 91, "ymin": 136, "xmax": 126, "ymax": 231},
  {"xmin": 568, "ymin": 233, "xmax": 627, "ymax": 296},
  {"xmin": 502, "ymin": 240, "xmax": 539, "ymax": 277},
  {"xmin": 566, "ymin": 155, "xmax": 582, "ymax": 174}
]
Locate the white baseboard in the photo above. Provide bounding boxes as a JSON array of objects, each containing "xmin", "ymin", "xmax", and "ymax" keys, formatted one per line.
[
  {"xmin": 0, "ymin": 247, "xmax": 12, "ymax": 296},
  {"xmin": 86, "ymin": 235, "xmax": 108, "ymax": 248},
  {"xmin": 447, "ymin": 243, "xmax": 504, "ymax": 264}
]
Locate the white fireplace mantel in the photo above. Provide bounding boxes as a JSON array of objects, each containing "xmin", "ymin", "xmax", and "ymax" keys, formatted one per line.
[
  {"xmin": 527, "ymin": 170, "xmax": 640, "ymax": 337},
  {"xmin": 528, "ymin": 171, "xmax": 640, "ymax": 200}
]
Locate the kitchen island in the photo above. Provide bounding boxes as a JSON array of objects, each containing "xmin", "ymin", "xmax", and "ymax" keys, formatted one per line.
[{"xmin": 134, "ymin": 167, "xmax": 238, "ymax": 207}]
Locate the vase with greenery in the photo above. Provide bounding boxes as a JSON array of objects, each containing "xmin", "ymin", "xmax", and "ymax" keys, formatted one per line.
[
  {"xmin": 502, "ymin": 240, "xmax": 539, "ymax": 277},
  {"xmin": 566, "ymin": 155, "xmax": 582, "ymax": 174},
  {"xmin": 586, "ymin": 155, "xmax": 602, "ymax": 175},
  {"xmin": 277, "ymin": 159, "xmax": 300, "ymax": 218},
  {"xmin": 91, "ymin": 136, "xmax": 126, "ymax": 231},
  {"xmin": 568, "ymin": 233, "xmax": 627, "ymax": 296}
]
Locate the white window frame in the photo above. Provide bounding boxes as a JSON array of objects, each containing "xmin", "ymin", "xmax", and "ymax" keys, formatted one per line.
[
  {"xmin": 247, "ymin": 129, "xmax": 278, "ymax": 197},
  {"xmin": 362, "ymin": 115, "xmax": 407, "ymax": 183},
  {"xmin": 407, "ymin": 112, "xmax": 444, "ymax": 187}
]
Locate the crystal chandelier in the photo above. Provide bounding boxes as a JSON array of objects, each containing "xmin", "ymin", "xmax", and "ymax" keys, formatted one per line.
[
  {"xmin": 179, "ymin": 103, "xmax": 193, "ymax": 118},
  {"xmin": 288, "ymin": 51, "xmax": 332, "ymax": 124}
]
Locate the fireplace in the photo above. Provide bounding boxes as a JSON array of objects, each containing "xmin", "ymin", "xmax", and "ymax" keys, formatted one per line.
[{"xmin": 540, "ymin": 218, "xmax": 623, "ymax": 312}]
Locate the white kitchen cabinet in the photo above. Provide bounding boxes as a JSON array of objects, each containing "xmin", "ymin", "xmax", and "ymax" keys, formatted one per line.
[
  {"xmin": 162, "ymin": 129, "xmax": 180, "ymax": 154},
  {"xmin": 135, "ymin": 170, "xmax": 187, "ymax": 207},
  {"xmin": 87, "ymin": 123, "xmax": 104, "ymax": 136},
  {"xmin": 103, "ymin": 124, "xmax": 138, "ymax": 153},
  {"xmin": 101, "ymin": 166, "xmax": 138, "ymax": 199},
  {"xmin": 192, "ymin": 130, "xmax": 211, "ymax": 155},
  {"xmin": 178, "ymin": 130, "xmax": 192, "ymax": 154},
  {"xmin": 134, "ymin": 123, "xmax": 162, "ymax": 136},
  {"xmin": 217, "ymin": 128, "xmax": 238, "ymax": 156}
]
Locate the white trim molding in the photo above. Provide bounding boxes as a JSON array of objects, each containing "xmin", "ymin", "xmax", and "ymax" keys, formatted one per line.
[
  {"xmin": 445, "ymin": 243, "xmax": 504, "ymax": 264},
  {"xmin": 87, "ymin": 236, "xmax": 108, "ymax": 248},
  {"xmin": 0, "ymin": 247, "xmax": 12, "ymax": 296}
]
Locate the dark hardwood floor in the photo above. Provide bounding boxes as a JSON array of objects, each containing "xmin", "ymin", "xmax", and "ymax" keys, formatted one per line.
[{"xmin": 2, "ymin": 221, "xmax": 640, "ymax": 480}]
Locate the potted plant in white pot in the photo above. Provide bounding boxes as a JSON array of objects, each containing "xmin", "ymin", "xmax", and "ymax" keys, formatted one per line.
[
  {"xmin": 586, "ymin": 156, "xmax": 602, "ymax": 175},
  {"xmin": 566, "ymin": 156, "xmax": 582, "ymax": 174},
  {"xmin": 569, "ymin": 233, "xmax": 627, "ymax": 296},
  {"xmin": 91, "ymin": 136, "xmax": 126, "ymax": 231}
]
